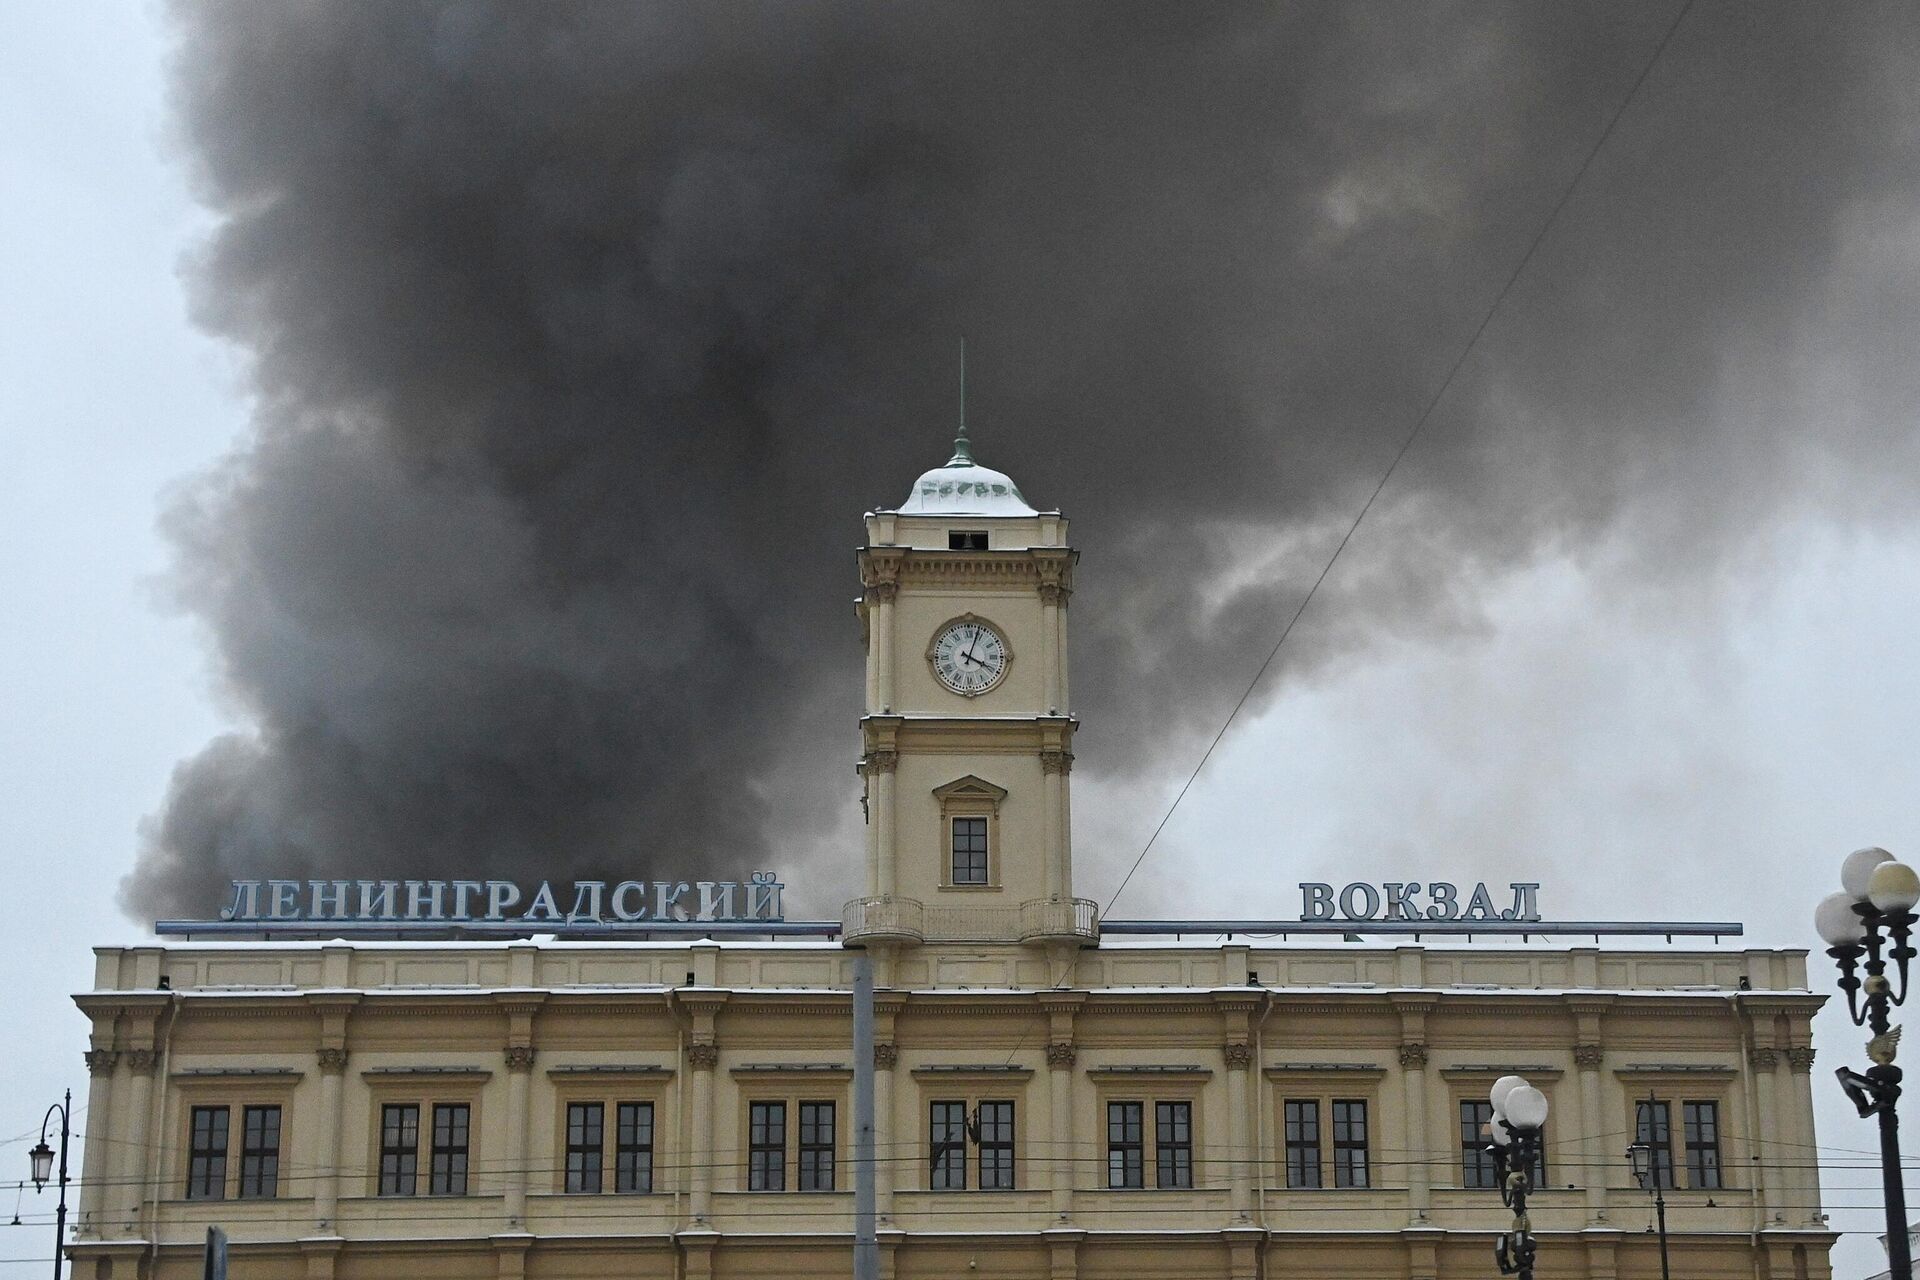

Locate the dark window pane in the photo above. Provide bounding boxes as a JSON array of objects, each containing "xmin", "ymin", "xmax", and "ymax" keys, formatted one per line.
[
  {"xmin": 1332, "ymin": 1100, "xmax": 1369, "ymax": 1189},
  {"xmin": 930, "ymin": 1101, "xmax": 967, "ymax": 1190},
  {"xmin": 799, "ymin": 1101, "xmax": 836, "ymax": 1192},
  {"xmin": 1156, "ymin": 1101, "xmax": 1192, "ymax": 1190},
  {"xmin": 978, "ymin": 1101, "xmax": 1015, "ymax": 1190},
  {"xmin": 750, "ymin": 1101, "xmax": 786, "ymax": 1191},
  {"xmin": 238, "ymin": 1105, "xmax": 280, "ymax": 1199},
  {"xmin": 566, "ymin": 1102, "xmax": 603, "ymax": 1193},
  {"xmin": 616, "ymin": 1102, "xmax": 654, "ymax": 1194},
  {"xmin": 1283, "ymin": 1100, "xmax": 1321, "ymax": 1189},
  {"xmin": 430, "ymin": 1103, "xmax": 469, "ymax": 1196},
  {"xmin": 379, "ymin": 1104, "xmax": 419, "ymax": 1197},
  {"xmin": 187, "ymin": 1106, "xmax": 229, "ymax": 1200}
]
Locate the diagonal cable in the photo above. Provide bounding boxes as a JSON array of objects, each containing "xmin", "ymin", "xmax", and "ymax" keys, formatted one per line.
[{"xmin": 1102, "ymin": 0, "xmax": 1696, "ymax": 916}]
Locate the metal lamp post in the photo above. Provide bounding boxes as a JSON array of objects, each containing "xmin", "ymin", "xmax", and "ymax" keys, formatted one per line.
[
  {"xmin": 1485, "ymin": 1074, "xmax": 1551, "ymax": 1279},
  {"xmin": 1815, "ymin": 845, "xmax": 1920, "ymax": 1280},
  {"xmin": 1625, "ymin": 1104, "xmax": 1671, "ymax": 1280},
  {"xmin": 28, "ymin": 1089, "xmax": 71, "ymax": 1280}
]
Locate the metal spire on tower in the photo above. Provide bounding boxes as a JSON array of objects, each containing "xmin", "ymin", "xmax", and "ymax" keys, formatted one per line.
[{"xmin": 948, "ymin": 337, "xmax": 973, "ymax": 466}]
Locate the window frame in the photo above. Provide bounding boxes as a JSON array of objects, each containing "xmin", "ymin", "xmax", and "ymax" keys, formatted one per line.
[
  {"xmin": 1155, "ymin": 1100, "xmax": 1195, "ymax": 1190},
  {"xmin": 1682, "ymin": 1100, "xmax": 1722, "ymax": 1190},
  {"xmin": 1269, "ymin": 1073, "xmax": 1384, "ymax": 1192},
  {"xmin": 1099, "ymin": 1094, "xmax": 1198, "ymax": 1191},
  {"xmin": 950, "ymin": 815, "xmax": 990, "ymax": 886},
  {"xmin": 1635, "ymin": 1098, "xmax": 1677, "ymax": 1191},
  {"xmin": 1282, "ymin": 1098, "xmax": 1323, "ymax": 1190},
  {"xmin": 1329, "ymin": 1098, "xmax": 1370, "ymax": 1189},
  {"xmin": 798, "ymin": 1100, "xmax": 837, "ymax": 1192},
  {"xmin": 931, "ymin": 774, "xmax": 1008, "ymax": 891},
  {"xmin": 615, "ymin": 1100, "xmax": 658, "ymax": 1195},
  {"xmin": 186, "ymin": 1105, "xmax": 230, "ymax": 1201},
  {"xmin": 929, "ymin": 1100, "xmax": 970, "ymax": 1190},
  {"xmin": 1106, "ymin": 1101, "xmax": 1145, "ymax": 1189},
  {"xmin": 748, "ymin": 1099, "xmax": 787, "ymax": 1192},
  {"xmin": 237, "ymin": 1104, "xmax": 282, "ymax": 1200},
  {"xmin": 171, "ymin": 1081, "xmax": 293, "ymax": 1203},
  {"xmin": 378, "ymin": 1102, "xmax": 421, "ymax": 1197},
  {"xmin": 365, "ymin": 1083, "xmax": 483, "ymax": 1199},
  {"xmin": 549, "ymin": 1077, "xmax": 669, "ymax": 1196},
  {"xmin": 925, "ymin": 1093, "xmax": 1021, "ymax": 1192},
  {"xmin": 1458, "ymin": 1096, "xmax": 1549, "ymax": 1189},
  {"xmin": 564, "ymin": 1101, "xmax": 605, "ymax": 1194},
  {"xmin": 738, "ymin": 1090, "xmax": 841, "ymax": 1193},
  {"xmin": 1628, "ymin": 1090, "xmax": 1730, "ymax": 1192},
  {"xmin": 428, "ymin": 1101, "xmax": 471, "ymax": 1196}
]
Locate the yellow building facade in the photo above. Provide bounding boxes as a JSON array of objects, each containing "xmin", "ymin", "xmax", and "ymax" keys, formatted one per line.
[{"xmin": 71, "ymin": 435, "xmax": 1834, "ymax": 1279}]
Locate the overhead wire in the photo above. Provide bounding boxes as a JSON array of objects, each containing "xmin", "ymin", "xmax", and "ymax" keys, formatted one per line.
[{"xmin": 1100, "ymin": 0, "xmax": 1699, "ymax": 917}]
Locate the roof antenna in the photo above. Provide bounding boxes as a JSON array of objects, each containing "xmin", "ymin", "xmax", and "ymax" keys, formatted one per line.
[{"xmin": 949, "ymin": 337, "xmax": 973, "ymax": 466}]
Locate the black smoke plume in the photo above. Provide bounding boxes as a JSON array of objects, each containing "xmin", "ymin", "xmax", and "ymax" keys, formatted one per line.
[{"xmin": 128, "ymin": 1, "xmax": 1920, "ymax": 917}]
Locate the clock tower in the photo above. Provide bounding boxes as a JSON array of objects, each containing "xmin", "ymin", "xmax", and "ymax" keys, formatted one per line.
[{"xmin": 843, "ymin": 425, "xmax": 1096, "ymax": 948}]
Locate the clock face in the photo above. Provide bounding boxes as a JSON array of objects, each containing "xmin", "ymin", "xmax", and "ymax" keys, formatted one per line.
[{"xmin": 930, "ymin": 619, "xmax": 1009, "ymax": 696}]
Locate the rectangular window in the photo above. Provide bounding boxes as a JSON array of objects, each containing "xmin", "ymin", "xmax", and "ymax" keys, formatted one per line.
[
  {"xmin": 1156, "ymin": 1101, "xmax": 1193, "ymax": 1190},
  {"xmin": 238, "ymin": 1105, "xmax": 280, "ymax": 1199},
  {"xmin": 430, "ymin": 1103, "xmax": 470, "ymax": 1196},
  {"xmin": 951, "ymin": 817, "xmax": 989, "ymax": 885},
  {"xmin": 1683, "ymin": 1101, "xmax": 1722, "ymax": 1189},
  {"xmin": 1461, "ymin": 1100, "xmax": 1499, "ymax": 1188},
  {"xmin": 1332, "ymin": 1099, "xmax": 1370, "ymax": 1188},
  {"xmin": 750, "ymin": 1101, "xmax": 787, "ymax": 1191},
  {"xmin": 1108, "ymin": 1101, "xmax": 1144, "ymax": 1188},
  {"xmin": 930, "ymin": 1101, "xmax": 968, "ymax": 1190},
  {"xmin": 977, "ymin": 1101, "xmax": 1015, "ymax": 1190},
  {"xmin": 948, "ymin": 530, "xmax": 989, "ymax": 550},
  {"xmin": 1283, "ymin": 1099, "xmax": 1321, "ymax": 1189},
  {"xmin": 566, "ymin": 1102, "xmax": 604, "ymax": 1194},
  {"xmin": 1636, "ymin": 1100, "xmax": 1675, "ymax": 1190},
  {"xmin": 799, "ymin": 1101, "xmax": 836, "ymax": 1191},
  {"xmin": 616, "ymin": 1102, "xmax": 654, "ymax": 1194},
  {"xmin": 379, "ymin": 1104, "xmax": 419, "ymax": 1196},
  {"xmin": 186, "ymin": 1106, "xmax": 229, "ymax": 1200}
]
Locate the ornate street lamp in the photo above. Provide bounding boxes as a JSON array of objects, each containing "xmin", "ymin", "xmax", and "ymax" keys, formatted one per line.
[
  {"xmin": 1815, "ymin": 845, "xmax": 1920, "ymax": 1280},
  {"xmin": 1625, "ymin": 1097, "xmax": 1671, "ymax": 1280},
  {"xmin": 28, "ymin": 1089, "xmax": 71, "ymax": 1280},
  {"xmin": 1485, "ymin": 1073, "xmax": 1550, "ymax": 1279}
]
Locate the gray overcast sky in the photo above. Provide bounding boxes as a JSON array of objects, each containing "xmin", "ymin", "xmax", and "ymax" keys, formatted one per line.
[{"xmin": 4, "ymin": 5, "xmax": 1920, "ymax": 1278}]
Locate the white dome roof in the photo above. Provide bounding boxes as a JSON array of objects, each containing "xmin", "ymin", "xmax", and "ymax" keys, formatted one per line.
[{"xmin": 891, "ymin": 434, "xmax": 1038, "ymax": 516}]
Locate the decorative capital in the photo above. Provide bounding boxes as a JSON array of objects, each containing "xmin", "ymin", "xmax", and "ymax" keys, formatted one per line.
[
  {"xmin": 317, "ymin": 1047, "xmax": 349, "ymax": 1074},
  {"xmin": 1046, "ymin": 1041, "xmax": 1077, "ymax": 1069},
  {"xmin": 1573, "ymin": 1043, "xmax": 1605, "ymax": 1070},
  {"xmin": 867, "ymin": 581, "xmax": 899, "ymax": 605},
  {"xmin": 865, "ymin": 749, "xmax": 899, "ymax": 775},
  {"xmin": 503, "ymin": 1046, "xmax": 536, "ymax": 1072},
  {"xmin": 688, "ymin": 1042, "xmax": 720, "ymax": 1069},
  {"xmin": 1038, "ymin": 582, "xmax": 1071, "ymax": 606},
  {"xmin": 125, "ymin": 1048, "xmax": 158, "ymax": 1075},
  {"xmin": 1397, "ymin": 1042, "xmax": 1429, "ymax": 1069},
  {"xmin": 83, "ymin": 1050, "xmax": 118, "ymax": 1076},
  {"xmin": 874, "ymin": 1043, "xmax": 899, "ymax": 1070},
  {"xmin": 1747, "ymin": 1046, "xmax": 1780, "ymax": 1071},
  {"xmin": 1040, "ymin": 748, "xmax": 1075, "ymax": 776},
  {"xmin": 1223, "ymin": 1042, "xmax": 1253, "ymax": 1070},
  {"xmin": 1786, "ymin": 1046, "xmax": 1817, "ymax": 1073}
]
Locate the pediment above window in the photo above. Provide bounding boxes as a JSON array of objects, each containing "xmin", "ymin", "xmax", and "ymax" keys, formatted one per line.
[{"xmin": 931, "ymin": 775, "xmax": 1008, "ymax": 808}]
